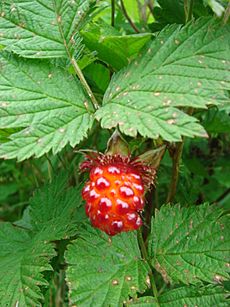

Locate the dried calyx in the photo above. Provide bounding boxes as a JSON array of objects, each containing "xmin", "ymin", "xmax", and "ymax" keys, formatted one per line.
[
  {"xmin": 80, "ymin": 152, "xmax": 156, "ymax": 190},
  {"xmin": 80, "ymin": 130, "xmax": 164, "ymax": 236}
]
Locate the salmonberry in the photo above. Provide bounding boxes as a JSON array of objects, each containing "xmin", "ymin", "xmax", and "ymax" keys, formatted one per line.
[{"xmin": 81, "ymin": 153, "xmax": 156, "ymax": 236}]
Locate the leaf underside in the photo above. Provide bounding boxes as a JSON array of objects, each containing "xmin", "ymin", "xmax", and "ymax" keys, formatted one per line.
[{"xmin": 96, "ymin": 18, "xmax": 230, "ymax": 141}]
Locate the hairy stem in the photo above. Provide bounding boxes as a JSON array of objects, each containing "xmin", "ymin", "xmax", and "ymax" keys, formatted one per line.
[
  {"xmin": 111, "ymin": 0, "xmax": 115, "ymax": 26},
  {"xmin": 120, "ymin": 0, "xmax": 140, "ymax": 33},
  {"xmin": 71, "ymin": 58, "xmax": 99, "ymax": 110},
  {"xmin": 166, "ymin": 141, "xmax": 184, "ymax": 203},
  {"xmin": 137, "ymin": 229, "xmax": 160, "ymax": 306},
  {"xmin": 52, "ymin": 0, "xmax": 99, "ymax": 111},
  {"xmin": 184, "ymin": 0, "xmax": 194, "ymax": 23}
]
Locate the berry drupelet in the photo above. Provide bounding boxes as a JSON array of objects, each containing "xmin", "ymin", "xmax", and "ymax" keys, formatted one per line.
[{"xmin": 81, "ymin": 153, "xmax": 156, "ymax": 236}]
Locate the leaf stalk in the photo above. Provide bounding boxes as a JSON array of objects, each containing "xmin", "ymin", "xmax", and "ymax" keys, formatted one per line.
[
  {"xmin": 71, "ymin": 57, "xmax": 99, "ymax": 110},
  {"xmin": 137, "ymin": 229, "xmax": 160, "ymax": 306}
]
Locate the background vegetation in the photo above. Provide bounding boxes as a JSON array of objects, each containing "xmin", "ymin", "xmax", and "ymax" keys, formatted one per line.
[{"xmin": 0, "ymin": 0, "xmax": 229, "ymax": 306}]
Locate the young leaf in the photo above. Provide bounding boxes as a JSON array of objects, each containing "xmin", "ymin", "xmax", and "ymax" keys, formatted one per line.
[
  {"xmin": 65, "ymin": 226, "xmax": 150, "ymax": 306},
  {"xmin": 81, "ymin": 21, "xmax": 152, "ymax": 70},
  {"xmin": 128, "ymin": 285, "xmax": 229, "ymax": 306},
  {"xmin": 0, "ymin": 0, "xmax": 98, "ymax": 58},
  {"xmin": 148, "ymin": 204, "xmax": 230, "ymax": 284},
  {"xmin": 0, "ymin": 53, "xmax": 94, "ymax": 160},
  {"xmin": 96, "ymin": 18, "xmax": 230, "ymax": 142},
  {"xmin": 29, "ymin": 173, "xmax": 84, "ymax": 240},
  {"xmin": 0, "ymin": 223, "xmax": 55, "ymax": 306}
]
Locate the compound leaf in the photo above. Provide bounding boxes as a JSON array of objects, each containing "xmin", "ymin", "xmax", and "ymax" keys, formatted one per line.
[
  {"xmin": 149, "ymin": 204, "xmax": 230, "ymax": 284},
  {"xmin": 0, "ymin": 53, "xmax": 94, "ymax": 160},
  {"xmin": 0, "ymin": 173, "xmax": 87, "ymax": 305},
  {"xmin": 65, "ymin": 226, "xmax": 150, "ymax": 306},
  {"xmin": 129, "ymin": 285, "xmax": 229, "ymax": 306},
  {"xmin": 0, "ymin": 223, "xmax": 55, "ymax": 306},
  {"xmin": 96, "ymin": 18, "xmax": 230, "ymax": 142},
  {"xmin": 0, "ymin": 0, "xmax": 97, "ymax": 58},
  {"xmin": 30, "ymin": 173, "xmax": 84, "ymax": 240}
]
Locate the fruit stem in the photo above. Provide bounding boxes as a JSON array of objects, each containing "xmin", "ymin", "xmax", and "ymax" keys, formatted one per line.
[
  {"xmin": 137, "ymin": 229, "xmax": 160, "ymax": 306},
  {"xmin": 166, "ymin": 108, "xmax": 194, "ymax": 203},
  {"xmin": 166, "ymin": 141, "xmax": 184, "ymax": 203}
]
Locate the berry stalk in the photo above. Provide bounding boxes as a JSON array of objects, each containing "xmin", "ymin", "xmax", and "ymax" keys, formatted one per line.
[{"xmin": 137, "ymin": 229, "xmax": 160, "ymax": 306}]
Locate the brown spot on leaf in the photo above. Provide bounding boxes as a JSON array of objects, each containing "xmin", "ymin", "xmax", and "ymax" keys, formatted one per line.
[{"xmin": 155, "ymin": 261, "xmax": 170, "ymax": 283}]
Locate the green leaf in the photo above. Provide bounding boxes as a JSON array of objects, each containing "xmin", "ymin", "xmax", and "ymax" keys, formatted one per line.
[
  {"xmin": 0, "ymin": 0, "xmax": 97, "ymax": 58},
  {"xmin": 81, "ymin": 21, "xmax": 152, "ymax": 70},
  {"xmin": 204, "ymin": 0, "xmax": 225, "ymax": 17},
  {"xmin": 30, "ymin": 173, "xmax": 84, "ymax": 240},
  {"xmin": 0, "ymin": 53, "xmax": 94, "ymax": 160},
  {"xmin": 128, "ymin": 285, "xmax": 229, "ymax": 306},
  {"xmin": 213, "ymin": 161, "xmax": 230, "ymax": 188},
  {"xmin": 0, "ymin": 127, "xmax": 20, "ymax": 143},
  {"xmin": 0, "ymin": 223, "xmax": 55, "ymax": 306},
  {"xmin": 14, "ymin": 206, "xmax": 32, "ymax": 230},
  {"xmin": 0, "ymin": 174, "xmax": 86, "ymax": 305},
  {"xmin": 149, "ymin": 204, "xmax": 230, "ymax": 284},
  {"xmin": 203, "ymin": 109, "xmax": 230, "ymax": 133},
  {"xmin": 153, "ymin": 0, "xmax": 185, "ymax": 25},
  {"xmin": 151, "ymin": 0, "xmax": 217, "ymax": 32},
  {"xmin": 96, "ymin": 18, "xmax": 230, "ymax": 142},
  {"xmin": 65, "ymin": 226, "xmax": 150, "ymax": 306},
  {"xmin": 84, "ymin": 62, "xmax": 110, "ymax": 93},
  {"xmin": 0, "ymin": 182, "xmax": 17, "ymax": 201}
]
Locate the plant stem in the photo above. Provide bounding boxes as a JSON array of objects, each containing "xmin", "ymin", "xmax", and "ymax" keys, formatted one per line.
[
  {"xmin": 71, "ymin": 58, "xmax": 99, "ymax": 110},
  {"xmin": 184, "ymin": 0, "xmax": 194, "ymax": 23},
  {"xmin": 120, "ymin": 0, "xmax": 140, "ymax": 33},
  {"xmin": 184, "ymin": 0, "xmax": 188, "ymax": 20},
  {"xmin": 52, "ymin": 0, "xmax": 99, "ymax": 111},
  {"xmin": 166, "ymin": 141, "xmax": 184, "ymax": 203},
  {"xmin": 46, "ymin": 154, "xmax": 54, "ymax": 183},
  {"xmin": 224, "ymin": 1, "xmax": 230, "ymax": 24},
  {"xmin": 166, "ymin": 0, "xmax": 194, "ymax": 203},
  {"xmin": 147, "ymin": 0, "xmax": 155, "ymax": 18},
  {"xmin": 154, "ymin": 187, "xmax": 159, "ymax": 209},
  {"xmin": 137, "ymin": 229, "xmax": 160, "ymax": 306},
  {"xmin": 111, "ymin": 0, "xmax": 115, "ymax": 27},
  {"xmin": 187, "ymin": 0, "xmax": 194, "ymax": 22}
]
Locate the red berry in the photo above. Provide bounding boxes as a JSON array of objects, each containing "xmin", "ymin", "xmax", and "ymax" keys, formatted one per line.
[{"xmin": 81, "ymin": 153, "xmax": 156, "ymax": 236}]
